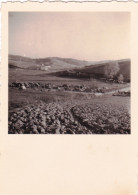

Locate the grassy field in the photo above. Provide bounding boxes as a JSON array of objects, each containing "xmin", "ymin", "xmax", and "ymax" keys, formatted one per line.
[
  {"xmin": 9, "ymin": 88, "xmax": 130, "ymax": 112},
  {"xmin": 9, "ymin": 68, "xmax": 129, "ymax": 111},
  {"xmin": 9, "ymin": 68, "xmax": 126, "ymax": 88}
]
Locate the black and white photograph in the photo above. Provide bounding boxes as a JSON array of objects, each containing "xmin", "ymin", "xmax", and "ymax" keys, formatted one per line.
[{"xmin": 8, "ymin": 12, "xmax": 130, "ymax": 134}]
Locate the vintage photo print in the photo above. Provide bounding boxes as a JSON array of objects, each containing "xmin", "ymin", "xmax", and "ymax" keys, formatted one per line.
[
  {"xmin": 8, "ymin": 11, "xmax": 130, "ymax": 134},
  {"xmin": 1, "ymin": 2, "xmax": 138, "ymax": 195}
]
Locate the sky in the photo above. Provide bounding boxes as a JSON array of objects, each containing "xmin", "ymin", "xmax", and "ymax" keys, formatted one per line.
[{"xmin": 9, "ymin": 12, "xmax": 130, "ymax": 61}]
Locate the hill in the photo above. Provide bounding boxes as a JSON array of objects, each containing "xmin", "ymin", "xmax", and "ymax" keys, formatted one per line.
[
  {"xmin": 9, "ymin": 55, "xmax": 130, "ymax": 82},
  {"xmin": 8, "ymin": 55, "xmax": 94, "ymax": 71},
  {"xmin": 57, "ymin": 59, "xmax": 130, "ymax": 82},
  {"xmin": 79, "ymin": 59, "xmax": 130, "ymax": 81},
  {"xmin": 9, "ymin": 55, "xmax": 36, "ymax": 69}
]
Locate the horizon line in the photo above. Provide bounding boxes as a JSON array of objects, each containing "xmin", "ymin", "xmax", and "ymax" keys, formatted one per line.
[{"xmin": 8, "ymin": 53, "xmax": 131, "ymax": 62}]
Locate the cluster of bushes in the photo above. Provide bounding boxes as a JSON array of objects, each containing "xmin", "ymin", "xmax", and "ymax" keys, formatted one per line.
[
  {"xmin": 58, "ymin": 70, "xmax": 91, "ymax": 79},
  {"xmin": 113, "ymin": 91, "xmax": 130, "ymax": 97},
  {"xmin": 9, "ymin": 81, "xmax": 111, "ymax": 93}
]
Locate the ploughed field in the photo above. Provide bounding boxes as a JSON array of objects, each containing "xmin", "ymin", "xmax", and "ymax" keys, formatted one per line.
[{"xmin": 9, "ymin": 87, "xmax": 130, "ymax": 134}]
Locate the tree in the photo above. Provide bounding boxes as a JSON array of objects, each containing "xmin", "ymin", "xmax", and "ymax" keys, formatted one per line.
[
  {"xmin": 104, "ymin": 62, "xmax": 120, "ymax": 79},
  {"xmin": 117, "ymin": 74, "xmax": 124, "ymax": 83}
]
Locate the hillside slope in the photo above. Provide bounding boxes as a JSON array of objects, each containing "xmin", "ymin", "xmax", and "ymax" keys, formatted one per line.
[
  {"xmin": 9, "ymin": 55, "xmax": 130, "ymax": 81},
  {"xmin": 9, "ymin": 55, "xmax": 94, "ymax": 71},
  {"xmin": 9, "ymin": 55, "xmax": 36, "ymax": 69},
  {"xmin": 74, "ymin": 59, "xmax": 130, "ymax": 81}
]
